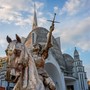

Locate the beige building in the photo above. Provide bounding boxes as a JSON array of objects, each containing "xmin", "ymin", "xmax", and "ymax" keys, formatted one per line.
[{"xmin": 0, "ymin": 57, "xmax": 14, "ymax": 90}]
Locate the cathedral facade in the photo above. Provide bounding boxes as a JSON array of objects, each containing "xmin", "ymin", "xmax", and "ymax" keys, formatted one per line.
[{"xmin": 0, "ymin": 5, "xmax": 88, "ymax": 90}]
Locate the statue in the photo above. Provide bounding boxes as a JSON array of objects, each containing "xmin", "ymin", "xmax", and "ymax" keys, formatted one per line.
[
  {"xmin": 5, "ymin": 13, "xmax": 57, "ymax": 90},
  {"xmin": 5, "ymin": 34, "xmax": 45, "ymax": 90},
  {"xmin": 31, "ymin": 14, "xmax": 57, "ymax": 90}
]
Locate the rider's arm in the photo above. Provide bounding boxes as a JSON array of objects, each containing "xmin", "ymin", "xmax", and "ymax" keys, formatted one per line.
[{"xmin": 41, "ymin": 24, "xmax": 54, "ymax": 60}]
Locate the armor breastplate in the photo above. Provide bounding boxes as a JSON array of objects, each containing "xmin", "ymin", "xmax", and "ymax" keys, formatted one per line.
[{"xmin": 33, "ymin": 55, "xmax": 45, "ymax": 68}]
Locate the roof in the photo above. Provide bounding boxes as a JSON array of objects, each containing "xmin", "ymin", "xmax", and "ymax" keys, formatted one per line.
[
  {"xmin": 74, "ymin": 47, "xmax": 79, "ymax": 56},
  {"xmin": 63, "ymin": 53, "xmax": 74, "ymax": 72},
  {"xmin": 25, "ymin": 27, "xmax": 48, "ymax": 47}
]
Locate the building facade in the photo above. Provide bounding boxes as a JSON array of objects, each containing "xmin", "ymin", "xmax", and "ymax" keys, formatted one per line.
[{"xmin": 0, "ymin": 57, "xmax": 14, "ymax": 90}]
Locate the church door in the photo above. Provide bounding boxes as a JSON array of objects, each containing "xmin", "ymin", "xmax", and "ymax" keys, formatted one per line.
[{"xmin": 67, "ymin": 85, "xmax": 74, "ymax": 90}]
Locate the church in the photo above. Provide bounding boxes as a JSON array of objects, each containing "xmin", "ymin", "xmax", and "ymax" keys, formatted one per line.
[{"xmin": 0, "ymin": 5, "xmax": 88, "ymax": 90}]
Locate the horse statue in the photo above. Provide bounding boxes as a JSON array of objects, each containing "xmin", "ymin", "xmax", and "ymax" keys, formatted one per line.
[{"xmin": 5, "ymin": 34, "xmax": 45, "ymax": 90}]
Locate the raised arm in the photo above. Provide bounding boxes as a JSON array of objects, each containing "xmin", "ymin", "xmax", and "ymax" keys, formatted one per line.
[
  {"xmin": 44, "ymin": 23, "xmax": 54, "ymax": 51},
  {"xmin": 41, "ymin": 20, "xmax": 54, "ymax": 59}
]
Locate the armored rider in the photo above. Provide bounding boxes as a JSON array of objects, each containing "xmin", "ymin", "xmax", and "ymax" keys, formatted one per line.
[{"xmin": 31, "ymin": 14, "xmax": 57, "ymax": 90}]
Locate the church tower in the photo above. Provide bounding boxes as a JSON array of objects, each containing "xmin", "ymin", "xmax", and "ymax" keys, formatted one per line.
[
  {"xmin": 74, "ymin": 47, "xmax": 80, "ymax": 60},
  {"xmin": 73, "ymin": 47, "xmax": 88, "ymax": 90},
  {"xmin": 32, "ymin": 3, "xmax": 38, "ymax": 30}
]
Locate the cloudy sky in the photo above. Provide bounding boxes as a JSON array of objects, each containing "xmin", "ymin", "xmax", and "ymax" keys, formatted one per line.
[{"xmin": 0, "ymin": 0, "xmax": 90, "ymax": 80}]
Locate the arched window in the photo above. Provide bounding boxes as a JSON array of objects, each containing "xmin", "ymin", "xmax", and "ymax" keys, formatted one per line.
[
  {"xmin": 32, "ymin": 32, "xmax": 36, "ymax": 44},
  {"xmin": 32, "ymin": 33, "xmax": 34, "ymax": 44}
]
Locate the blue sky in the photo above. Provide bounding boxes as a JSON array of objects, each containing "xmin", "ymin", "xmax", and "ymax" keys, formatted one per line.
[{"xmin": 0, "ymin": 0, "xmax": 90, "ymax": 80}]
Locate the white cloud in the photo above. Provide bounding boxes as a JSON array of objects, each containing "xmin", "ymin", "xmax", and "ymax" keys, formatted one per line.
[
  {"xmin": 0, "ymin": 35, "xmax": 7, "ymax": 48},
  {"xmin": 38, "ymin": 17, "xmax": 47, "ymax": 26},
  {"xmin": 54, "ymin": 16, "xmax": 90, "ymax": 52},
  {"xmin": 35, "ymin": 1, "xmax": 44, "ymax": 10},
  {"xmin": 60, "ymin": 0, "xmax": 90, "ymax": 15},
  {"xmin": 0, "ymin": 0, "xmax": 45, "ymax": 26},
  {"xmin": 0, "ymin": 0, "xmax": 32, "ymax": 11},
  {"xmin": 77, "ymin": 41, "xmax": 90, "ymax": 51},
  {"xmin": 54, "ymin": 6, "xmax": 59, "ymax": 13}
]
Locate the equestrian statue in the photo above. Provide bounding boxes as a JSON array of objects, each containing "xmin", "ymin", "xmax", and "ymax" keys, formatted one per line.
[{"xmin": 5, "ymin": 14, "xmax": 57, "ymax": 90}]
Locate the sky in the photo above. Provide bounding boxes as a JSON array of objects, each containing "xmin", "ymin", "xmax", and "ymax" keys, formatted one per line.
[{"xmin": 0, "ymin": 0, "xmax": 90, "ymax": 80}]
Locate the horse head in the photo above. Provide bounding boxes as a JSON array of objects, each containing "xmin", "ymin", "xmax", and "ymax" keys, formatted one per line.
[
  {"xmin": 5, "ymin": 34, "xmax": 27, "ymax": 83},
  {"xmin": 5, "ymin": 34, "xmax": 45, "ymax": 90}
]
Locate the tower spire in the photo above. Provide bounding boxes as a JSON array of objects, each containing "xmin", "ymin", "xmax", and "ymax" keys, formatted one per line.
[
  {"xmin": 74, "ymin": 47, "xmax": 80, "ymax": 60},
  {"xmin": 32, "ymin": 3, "xmax": 38, "ymax": 30}
]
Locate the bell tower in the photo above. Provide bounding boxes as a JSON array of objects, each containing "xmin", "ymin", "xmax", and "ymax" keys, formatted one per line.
[
  {"xmin": 74, "ymin": 47, "xmax": 80, "ymax": 60},
  {"xmin": 73, "ymin": 47, "xmax": 88, "ymax": 90}
]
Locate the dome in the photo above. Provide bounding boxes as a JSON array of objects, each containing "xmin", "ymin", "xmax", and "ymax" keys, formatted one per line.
[
  {"xmin": 63, "ymin": 53, "xmax": 74, "ymax": 72},
  {"xmin": 25, "ymin": 27, "xmax": 48, "ymax": 47},
  {"xmin": 24, "ymin": 27, "xmax": 65, "ymax": 68}
]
